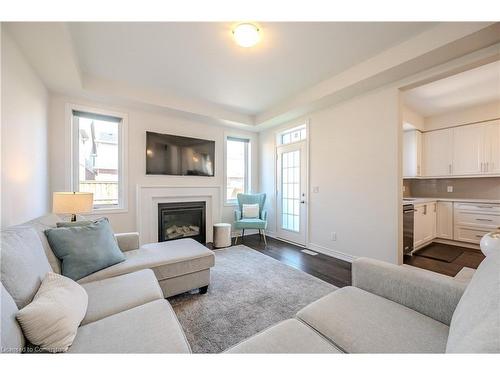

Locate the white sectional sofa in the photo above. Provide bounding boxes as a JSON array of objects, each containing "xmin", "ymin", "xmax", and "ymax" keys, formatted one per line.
[
  {"xmin": 227, "ymin": 255, "xmax": 499, "ymax": 353},
  {"xmin": 1, "ymin": 214, "xmax": 215, "ymax": 353}
]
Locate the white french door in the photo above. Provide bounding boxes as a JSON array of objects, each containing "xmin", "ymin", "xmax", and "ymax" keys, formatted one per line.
[{"xmin": 276, "ymin": 141, "xmax": 307, "ymax": 245}]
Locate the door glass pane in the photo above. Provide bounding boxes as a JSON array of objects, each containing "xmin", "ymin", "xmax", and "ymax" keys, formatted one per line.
[{"xmin": 281, "ymin": 150, "xmax": 300, "ymax": 232}]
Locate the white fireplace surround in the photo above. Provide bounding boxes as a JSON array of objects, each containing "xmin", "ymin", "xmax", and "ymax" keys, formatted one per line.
[{"xmin": 137, "ymin": 185, "xmax": 222, "ymax": 245}]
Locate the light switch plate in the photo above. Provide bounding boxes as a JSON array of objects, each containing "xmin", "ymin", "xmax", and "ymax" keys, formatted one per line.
[{"xmin": 447, "ymin": 186, "xmax": 453, "ymax": 193}]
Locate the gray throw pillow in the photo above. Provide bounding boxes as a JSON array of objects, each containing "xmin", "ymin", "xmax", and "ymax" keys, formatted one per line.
[{"xmin": 45, "ymin": 218, "xmax": 125, "ymax": 281}]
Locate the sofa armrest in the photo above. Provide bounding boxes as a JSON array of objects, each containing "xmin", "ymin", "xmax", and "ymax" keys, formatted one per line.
[
  {"xmin": 234, "ymin": 210, "xmax": 242, "ymax": 221},
  {"xmin": 352, "ymin": 257, "xmax": 468, "ymax": 325},
  {"xmin": 115, "ymin": 232, "xmax": 140, "ymax": 252}
]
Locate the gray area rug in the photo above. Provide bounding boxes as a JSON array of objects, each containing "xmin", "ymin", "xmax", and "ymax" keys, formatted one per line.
[{"xmin": 168, "ymin": 245, "xmax": 337, "ymax": 353}]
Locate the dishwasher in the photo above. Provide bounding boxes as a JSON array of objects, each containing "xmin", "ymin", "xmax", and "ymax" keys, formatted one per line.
[{"xmin": 403, "ymin": 203, "xmax": 415, "ymax": 255}]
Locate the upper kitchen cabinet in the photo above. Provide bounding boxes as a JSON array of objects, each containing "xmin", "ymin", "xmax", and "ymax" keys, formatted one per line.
[
  {"xmin": 453, "ymin": 124, "xmax": 483, "ymax": 175},
  {"xmin": 403, "ymin": 130, "xmax": 422, "ymax": 178},
  {"xmin": 484, "ymin": 119, "xmax": 500, "ymax": 174},
  {"xmin": 423, "ymin": 129, "xmax": 453, "ymax": 177},
  {"xmin": 453, "ymin": 119, "xmax": 500, "ymax": 176}
]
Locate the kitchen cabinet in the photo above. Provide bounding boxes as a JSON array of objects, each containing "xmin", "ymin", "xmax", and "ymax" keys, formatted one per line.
[
  {"xmin": 454, "ymin": 202, "xmax": 500, "ymax": 244},
  {"xmin": 414, "ymin": 202, "xmax": 437, "ymax": 249},
  {"xmin": 423, "ymin": 129, "xmax": 453, "ymax": 177},
  {"xmin": 485, "ymin": 120, "xmax": 500, "ymax": 174},
  {"xmin": 436, "ymin": 201, "xmax": 453, "ymax": 239},
  {"xmin": 453, "ymin": 124, "xmax": 483, "ymax": 175},
  {"xmin": 403, "ymin": 130, "xmax": 422, "ymax": 177}
]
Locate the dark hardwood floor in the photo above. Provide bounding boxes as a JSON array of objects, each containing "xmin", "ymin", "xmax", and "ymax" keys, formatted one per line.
[
  {"xmin": 207, "ymin": 234, "xmax": 351, "ymax": 288},
  {"xmin": 404, "ymin": 242, "xmax": 485, "ymax": 277},
  {"xmin": 208, "ymin": 235, "xmax": 484, "ymax": 286}
]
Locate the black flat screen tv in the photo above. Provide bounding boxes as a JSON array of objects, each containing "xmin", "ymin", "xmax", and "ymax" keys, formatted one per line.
[{"xmin": 146, "ymin": 131, "xmax": 215, "ymax": 176}]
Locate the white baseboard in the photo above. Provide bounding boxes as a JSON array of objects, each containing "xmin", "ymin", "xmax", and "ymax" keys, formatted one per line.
[{"xmin": 306, "ymin": 242, "xmax": 355, "ymax": 263}]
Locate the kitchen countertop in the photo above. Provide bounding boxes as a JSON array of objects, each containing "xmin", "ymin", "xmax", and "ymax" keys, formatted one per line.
[{"xmin": 402, "ymin": 197, "xmax": 500, "ymax": 205}]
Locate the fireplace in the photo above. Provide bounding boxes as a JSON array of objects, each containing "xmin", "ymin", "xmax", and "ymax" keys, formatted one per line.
[{"xmin": 158, "ymin": 201, "xmax": 206, "ymax": 243}]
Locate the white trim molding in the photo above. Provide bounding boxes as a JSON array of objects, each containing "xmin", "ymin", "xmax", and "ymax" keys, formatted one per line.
[
  {"xmin": 136, "ymin": 185, "xmax": 222, "ymax": 245},
  {"xmin": 306, "ymin": 242, "xmax": 356, "ymax": 263}
]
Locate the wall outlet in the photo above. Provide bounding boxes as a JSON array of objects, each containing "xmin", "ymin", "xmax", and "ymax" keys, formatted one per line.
[
  {"xmin": 447, "ymin": 186, "xmax": 453, "ymax": 193},
  {"xmin": 331, "ymin": 232, "xmax": 337, "ymax": 241},
  {"xmin": 313, "ymin": 186, "xmax": 320, "ymax": 193}
]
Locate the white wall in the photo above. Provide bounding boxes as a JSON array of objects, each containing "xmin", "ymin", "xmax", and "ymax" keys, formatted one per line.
[
  {"xmin": 401, "ymin": 104, "xmax": 425, "ymax": 131},
  {"xmin": 48, "ymin": 95, "xmax": 259, "ymax": 233},
  {"xmin": 260, "ymin": 88, "xmax": 401, "ymax": 264},
  {"xmin": 1, "ymin": 30, "xmax": 49, "ymax": 228},
  {"xmin": 424, "ymin": 100, "xmax": 500, "ymax": 131}
]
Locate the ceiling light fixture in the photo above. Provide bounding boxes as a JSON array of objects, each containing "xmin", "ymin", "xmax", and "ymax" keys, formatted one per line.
[{"xmin": 232, "ymin": 23, "xmax": 260, "ymax": 48}]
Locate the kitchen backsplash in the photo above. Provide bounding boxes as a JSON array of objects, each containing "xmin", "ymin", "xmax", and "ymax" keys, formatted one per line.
[{"xmin": 403, "ymin": 177, "xmax": 500, "ymax": 200}]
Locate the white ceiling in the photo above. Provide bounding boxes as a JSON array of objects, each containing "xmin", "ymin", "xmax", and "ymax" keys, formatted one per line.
[
  {"xmin": 69, "ymin": 22, "xmax": 435, "ymax": 115},
  {"xmin": 403, "ymin": 60, "xmax": 500, "ymax": 117}
]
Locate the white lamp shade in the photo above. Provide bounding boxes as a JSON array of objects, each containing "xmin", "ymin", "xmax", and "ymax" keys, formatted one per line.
[{"xmin": 53, "ymin": 192, "xmax": 94, "ymax": 214}]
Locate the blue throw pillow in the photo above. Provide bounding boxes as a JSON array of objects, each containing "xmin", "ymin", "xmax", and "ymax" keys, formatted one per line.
[{"xmin": 45, "ymin": 218, "xmax": 125, "ymax": 281}]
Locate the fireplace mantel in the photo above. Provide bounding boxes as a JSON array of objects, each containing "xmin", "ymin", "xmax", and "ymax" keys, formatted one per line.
[{"xmin": 136, "ymin": 185, "xmax": 222, "ymax": 245}]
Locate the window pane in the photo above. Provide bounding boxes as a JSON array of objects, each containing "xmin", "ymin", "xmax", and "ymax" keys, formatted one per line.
[
  {"xmin": 226, "ymin": 139, "xmax": 247, "ymax": 201},
  {"xmin": 77, "ymin": 116, "xmax": 119, "ymax": 206}
]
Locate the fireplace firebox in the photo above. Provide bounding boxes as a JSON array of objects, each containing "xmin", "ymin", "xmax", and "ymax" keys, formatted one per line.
[{"xmin": 158, "ymin": 201, "xmax": 206, "ymax": 243}]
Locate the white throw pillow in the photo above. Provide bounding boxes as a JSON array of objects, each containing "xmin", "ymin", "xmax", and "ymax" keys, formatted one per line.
[
  {"xmin": 16, "ymin": 272, "xmax": 88, "ymax": 353},
  {"xmin": 242, "ymin": 204, "xmax": 260, "ymax": 219}
]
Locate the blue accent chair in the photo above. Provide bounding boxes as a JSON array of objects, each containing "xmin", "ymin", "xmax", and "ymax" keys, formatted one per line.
[{"xmin": 233, "ymin": 193, "xmax": 268, "ymax": 245}]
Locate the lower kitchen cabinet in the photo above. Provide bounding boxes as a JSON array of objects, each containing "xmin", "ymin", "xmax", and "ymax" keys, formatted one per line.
[
  {"xmin": 414, "ymin": 202, "xmax": 437, "ymax": 249},
  {"xmin": 436, "ymin": 201, "xmax": 453, "ymax": 239}
]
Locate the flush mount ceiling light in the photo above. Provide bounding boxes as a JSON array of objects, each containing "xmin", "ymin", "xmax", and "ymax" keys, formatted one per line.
[{"xmin": 232, "ymin": 23, "xmax": 260, "ymax": 48}]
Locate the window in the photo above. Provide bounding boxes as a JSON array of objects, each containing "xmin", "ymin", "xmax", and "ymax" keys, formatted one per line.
[
  {"xmin": 225, "ymin": 136, "xmax": 250, "ymax": 203},
  {"xmin": 72, "ymin": 109, "xmax": 126, "ymax": 210},
  {"xmin": 280, "ymin": 125, "xmax": 306, "ymax": 145}
]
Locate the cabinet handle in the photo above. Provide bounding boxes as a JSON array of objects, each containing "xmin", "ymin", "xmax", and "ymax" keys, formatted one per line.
[
  {"xmin": 448, "ymin": 164, "xmax": 452, "ymax": 174},
  {"xmin": 476, "ymin": 218, "xmax": 493, "ymax": 222},
  {"xmin": 475, "ymin": 235, "xmax": 484, "ymax": 238},
  {"xmin": 476, "ymin": 205, "xmax": 494, "ymax": 209}
]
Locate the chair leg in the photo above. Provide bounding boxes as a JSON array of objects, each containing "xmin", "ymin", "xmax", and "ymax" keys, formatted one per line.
[
  {"xmin": 258, "ymin": 229, "xmax": 261, "ymax": 242},
  {"xmin": 241, "ymin": 229, "xmax": 245, "ymax": 243},
  {"xmin": 234, "ymin": 233, "xmax": 238, "ymax": 245},
  {"xmin": 262, "ymin": 230, "xmax": 267, "ymax": 246}
]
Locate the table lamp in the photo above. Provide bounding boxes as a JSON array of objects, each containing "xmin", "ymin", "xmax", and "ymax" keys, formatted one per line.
[{"xmin": 53, "ymin": 192, "xmax": 94, "ymax": 221}]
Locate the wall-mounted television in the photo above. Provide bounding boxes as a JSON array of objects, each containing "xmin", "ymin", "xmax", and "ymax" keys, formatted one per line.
[{"xmin": 146, "ymin": 131, "xmax": 215, "ymax": 176}]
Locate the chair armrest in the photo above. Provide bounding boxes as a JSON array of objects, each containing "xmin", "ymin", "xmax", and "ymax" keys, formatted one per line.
[
  {"xmin": 234, "ymin": 210, "xmax": 242, "ymax": 221},
  {"xmin": 352, "ymin": 257, "xmax": 467, "ymax": 325},
  {"xmin": 114, "ymin": 232, "xmax": 140, "ymax": 252},
  {"xmin": 261, "ymin": 209, "xmax": 268, "ymax": 221}
]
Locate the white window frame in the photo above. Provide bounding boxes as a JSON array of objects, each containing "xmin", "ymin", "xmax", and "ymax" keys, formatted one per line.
[
  {"xmin": 224, "ymin": 134, "xmax": 251, "ymax": 206},
  {"xmin": 66, "ymin": 103, "xmax": 128, "ymax": 214},
  {"xmin": 277, "ymin": 124, "xmax": 307, "ymax": 146}
]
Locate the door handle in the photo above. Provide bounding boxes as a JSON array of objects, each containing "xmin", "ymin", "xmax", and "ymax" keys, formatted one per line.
[{"xmin": 300, "ymin": 200, "xmax": 306, "ymax": 204}]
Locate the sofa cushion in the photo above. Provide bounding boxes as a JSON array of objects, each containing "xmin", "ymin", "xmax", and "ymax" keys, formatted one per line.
[
  {"xmin": 297, "ymin": 286, "xmax": 449, "ymax": 353},
  {"xmin": 45, "ymin": 218, "xmax": 126, "ymax": 281},
  {"xmin": 225, "ymin": 319, "xmax": 341, "ymax": 353},
  {"xmin": 77, "ymin": 238, "xmax": 215, "ymax": 284},
  {"xmin": 446, "ymin": 253, "xmax": 500, "ymax": 353},
  {"xmin": 25, "ymin": 214, "xmax": 63, "ymax": 274},
  {"xmin": 1, "ymin": 226, "xmax": 52, "ymax": 308},
  {"xmin": 16, "ymin": 273, "xmax": 88, "ymax": 353},
  {"xmin": 68, "ymin": 300, "xmax": 191, "ymax": 353},
  {"xmin": 1, "ymin": 283, "xmax": 25, "ymax": 353},
  {"xmin": 80, "ymin": 269, "xmax": 163, "ymax": 325}
]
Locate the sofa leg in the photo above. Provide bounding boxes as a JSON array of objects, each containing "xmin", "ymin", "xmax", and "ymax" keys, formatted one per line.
[
  {"xmin": 199, "ymin": 285, "xmax": 209, "ymax": 294},
  {"xmin": 262, "ymin": 230, "xmax": 267, "ymax": 246}
]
